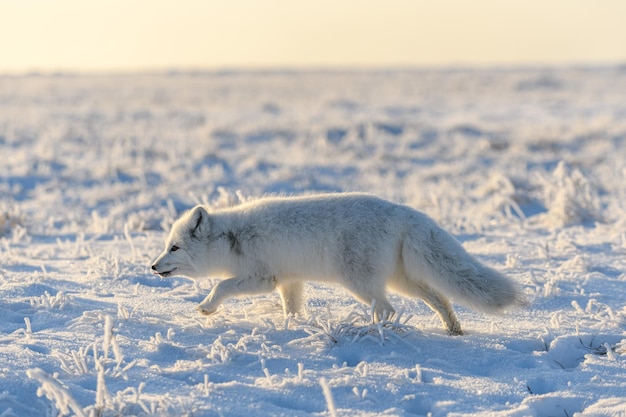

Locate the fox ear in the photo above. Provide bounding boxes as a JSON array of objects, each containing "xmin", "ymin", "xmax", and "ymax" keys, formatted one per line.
[{"xmin": 189, "ymin": 206, "xmax": 211, "ymax": 239}]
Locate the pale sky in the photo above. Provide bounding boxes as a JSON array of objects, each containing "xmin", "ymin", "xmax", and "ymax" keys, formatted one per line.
[{"xmin": 1, "ymin": 0, "xmax": 625, "ymax": 73}]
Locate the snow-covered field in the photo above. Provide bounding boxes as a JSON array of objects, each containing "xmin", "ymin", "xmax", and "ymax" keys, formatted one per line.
[{"xmin": 1, "ymin": 68, "xmax": 625, "ymax": 416}]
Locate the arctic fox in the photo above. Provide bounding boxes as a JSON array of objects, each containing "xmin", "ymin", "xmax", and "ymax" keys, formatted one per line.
[{"xmin": 151, "ymin": 193, "xmax": 526, "ymax": 335}]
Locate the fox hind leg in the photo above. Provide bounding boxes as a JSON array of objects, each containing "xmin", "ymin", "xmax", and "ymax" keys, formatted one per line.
[
  {"xmin": 417, "ymin": 285, "xmax": 463, "ymax": 335},
  {"xmin": 390, "ymin": 278, "xmax": 463, "ymax": 335}
]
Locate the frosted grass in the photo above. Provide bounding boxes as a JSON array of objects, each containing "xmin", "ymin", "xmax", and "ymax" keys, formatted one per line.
[{"xmin": 1, "ymin": 68, "xmax": 626, "ymax": 416}]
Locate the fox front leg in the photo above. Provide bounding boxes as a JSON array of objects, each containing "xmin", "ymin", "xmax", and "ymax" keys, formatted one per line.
[
  {"xmin": 277, "ymin": 282, "xmax": 304, "ymax": 316},
  {"xmin": 197, "ymin": 275, "xmax": 277, "ymax": 315}
]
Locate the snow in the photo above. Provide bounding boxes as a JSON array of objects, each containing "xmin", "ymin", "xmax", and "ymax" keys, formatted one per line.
[{"xmin": 1, "ymin": 67, "xmax": 626, "ymax": 416}]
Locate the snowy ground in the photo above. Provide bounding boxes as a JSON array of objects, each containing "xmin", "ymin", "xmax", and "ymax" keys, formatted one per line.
[{"xmin": 1, "ymin": 68, "xmax": 625, "ymax": 416}]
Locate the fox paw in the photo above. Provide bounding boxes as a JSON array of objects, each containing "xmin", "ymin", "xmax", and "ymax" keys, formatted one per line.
[{"xmin": 197, "ymin": 304, "xmax": 217, "ymax": 316}]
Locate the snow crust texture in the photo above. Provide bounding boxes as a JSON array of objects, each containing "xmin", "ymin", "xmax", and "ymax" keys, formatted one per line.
[{"xmin": 1, "ymin": 68, "xmax": 626, "ymax": 416}]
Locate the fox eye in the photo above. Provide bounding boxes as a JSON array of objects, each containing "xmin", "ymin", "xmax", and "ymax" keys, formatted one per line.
[{"xmin": 171, "ymin": 245, "xmax": 180, "ymax": 252}]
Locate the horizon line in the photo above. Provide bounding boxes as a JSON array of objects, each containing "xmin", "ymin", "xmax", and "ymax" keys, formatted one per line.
[{"xmin": 3, "ymin": 60, "xmax": 626, "ymax": 77}]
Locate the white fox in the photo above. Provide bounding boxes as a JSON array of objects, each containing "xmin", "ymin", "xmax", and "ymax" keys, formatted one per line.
[{"xmin": 151, "ymin": 193, "xmax": 526, "ymax": 335}]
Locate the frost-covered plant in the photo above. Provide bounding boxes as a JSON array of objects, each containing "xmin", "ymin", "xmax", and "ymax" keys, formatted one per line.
[
  {"xmin": 571, "ymin": 299, "xmax": 626, "ymax": 331},
  {"xmin": 26, "ymin": 368, "xmax": 86, "ymax": 417},
  {"xmin": 0, "ymin": 205, "xmax": 25, "ymax": 237},
  {"xmin": 28, "ymin": 368, "xmax": 193, "ymax": 417},
  {"xmin": 207, "ymin": 335, "xmax": 238, "ymax": 364},
  {"xmin": 30, "ymin": 291, "xmax": 73, "ymax": 310},
  {"xmin": 207, "ymin": 186, "xmax": 250, "ymax": 209},
  {"xmin": 319, "ymin": 377, "xmax": 337, "ymax": 417},
  {"xmin": 90, "ymin": 211, "xmax": 111, "ymax": 235},
  {"xmin": 54, "ymin": 315, "xmax": 131, "ymax": 378},
  {"xmin": 542, "ymin": 161, "xmax": 603, "ymax": 227},
  {"xmin": 475, "ymin": 173, "xmax": 534, "ymax": 222},
  {"xmin": 32, "ymin": 315, "xmax": 152, "ymax": 416},
  {"xmin": 291, "ymin": 305, "xmax": 416, "ymax": 348}
]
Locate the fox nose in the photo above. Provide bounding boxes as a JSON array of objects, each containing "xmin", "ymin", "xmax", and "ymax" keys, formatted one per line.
[{"xmin": 151, "ymin": 264, "xmax": 157, "ymax": 271}]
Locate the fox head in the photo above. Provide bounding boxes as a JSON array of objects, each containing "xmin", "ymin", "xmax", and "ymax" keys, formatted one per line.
[{"xmin": 151, "ymin": 205, "xmax": 213, "ymax": 279}]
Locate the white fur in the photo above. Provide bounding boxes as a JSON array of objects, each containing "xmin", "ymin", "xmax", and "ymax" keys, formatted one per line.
[{"xmin": 151, "ymin": 193, "xmax": 526, "ymax": 335}]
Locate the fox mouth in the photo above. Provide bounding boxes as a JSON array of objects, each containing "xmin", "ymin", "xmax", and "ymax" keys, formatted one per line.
[{"xmin": 155, "ymin": 268, "xmax": 177, "ymax": 277}]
